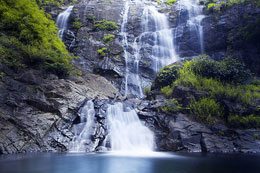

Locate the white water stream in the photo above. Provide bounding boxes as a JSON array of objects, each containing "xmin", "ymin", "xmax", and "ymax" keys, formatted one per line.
[
  {"xmin": 70, "ymin": 100, "xmax": 95, "ymax": 152},
  {"xmin": 107, "ymin": 102, "xmax": 154, "ymax": 152},
  {"xmin": 56, "ymin": 6, "xmax": 74, "ymax": 40}
]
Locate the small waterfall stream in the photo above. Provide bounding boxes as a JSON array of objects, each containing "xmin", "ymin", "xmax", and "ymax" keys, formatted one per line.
[
  {"xmin": 70, "ymin": 100, "xmax": 95, "ymax": 152},
  {"xmin": 107, "ymin": 102, "xmax": 154, "ymax": 152},
  {"xmin": 174, "ymin": 0, "xmax": 205, "ymax": 54},
  {"xmin": 56, "ymin": 6, "xmax": 74, "ymax": 40}
]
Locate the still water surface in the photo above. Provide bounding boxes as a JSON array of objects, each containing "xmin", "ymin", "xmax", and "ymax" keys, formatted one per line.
[{"xmin": 0, "ymin": 152, "xmax": 259, "ymax": 173}]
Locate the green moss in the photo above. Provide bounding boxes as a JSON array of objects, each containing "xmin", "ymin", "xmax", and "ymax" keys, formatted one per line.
[
  {"xmin": 165, "ymin": 0, "xmax": 177, "ymax": 6},
  {"xmin": 93, "ymin": 20, "xmax": 118, "ymax": 31},
  {"xmin": 97, "ymin": 47, "xmax": 108, "ymax": 57},
  {"xmin": 103, "ymin": 34, "xmax": 115, "ymax": 44},
  {"xmin": 189, "ymin": 97, "xmax": 224, "ymax": 124}
]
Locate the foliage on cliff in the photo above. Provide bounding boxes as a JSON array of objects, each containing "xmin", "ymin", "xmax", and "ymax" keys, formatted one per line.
[
  {"xmin": 0, "ymin": 0, "xmax": 75, "ymax": 77},
  {"xmin": 153, "ymin": 56, "xmax": 260, "ymax": 128}
]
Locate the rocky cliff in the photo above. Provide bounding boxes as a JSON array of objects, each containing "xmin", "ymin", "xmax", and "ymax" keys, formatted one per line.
[{"xmin": 0, "ymin": 0, "xmax": 260, "ymax": 154}]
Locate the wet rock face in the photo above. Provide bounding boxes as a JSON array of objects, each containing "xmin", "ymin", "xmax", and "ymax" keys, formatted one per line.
[
  {"xmin": 0, "ymin": 68, "xmax": 120, "ymax": 154},
  {"xmin": 134, "ymin": 99, "xmax": 260, "ymax": 153}
]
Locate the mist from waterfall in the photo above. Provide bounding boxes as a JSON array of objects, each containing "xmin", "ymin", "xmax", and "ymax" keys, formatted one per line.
[
  {"xmin": 56, "ymin": 6, "xmax": 73, "ymax": 40},
  {"xmin": 107, "ymin": 102, "xmax": 154, "ymax": 152}
]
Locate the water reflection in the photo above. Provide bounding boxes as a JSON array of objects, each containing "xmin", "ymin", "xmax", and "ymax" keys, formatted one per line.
[{"xmin": 0, "ymin": 152, "xmax": 260, "ymax": 173}]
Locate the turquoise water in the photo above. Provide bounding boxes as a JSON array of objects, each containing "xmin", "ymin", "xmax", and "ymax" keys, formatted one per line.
[{"xmin": 0, "ymin": 152, "xmax": 259, "ymax": 173}]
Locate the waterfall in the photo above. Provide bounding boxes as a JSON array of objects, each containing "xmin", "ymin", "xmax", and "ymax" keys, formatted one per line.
[
  {"xmin": 174, "ymin": 0, "xmax": 205, "ymax": 54},
  {"xmin": 56, "ymin": 6, "xmax": 74, "ymax": 41},
  {"xmin": 70, "ymin": 100, "xmax": 95, "ymax": 152},
  {"xmin": 107, "ymin": 102, "xmax": 154, "ymax": 152},
  {"xmin": 140, "ymin": 5, "xmax": 178, "ymax": 72},
  {"xmin": 120, "ymin": 1, "xmax": 131, "ymax": 97},
  {"xmin": 121, "ymin": 0, "xmax": 178, "ymax": 98}
]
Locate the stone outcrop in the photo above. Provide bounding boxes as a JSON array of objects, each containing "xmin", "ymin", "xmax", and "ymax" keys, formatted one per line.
[{"xmin": 0, "ymin": 68, "xmax": 120, "ymax": 154}]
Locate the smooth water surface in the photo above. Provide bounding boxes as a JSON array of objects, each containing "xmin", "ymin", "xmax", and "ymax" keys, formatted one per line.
[{"xmin": 0, "ymin": 152, "xmax": 259, "ymax": 173}]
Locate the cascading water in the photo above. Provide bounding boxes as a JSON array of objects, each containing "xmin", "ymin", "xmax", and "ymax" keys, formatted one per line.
[
  {"xmin": 174, "ymin": 0, "xmax": 205, "ymax": 54},
  {"xmin": 121, "ymin": 0, "xmax": 178, "ymax": 98},
  {"xmin": 107, "ymin": 102, "xmax": 154, "ymax": 152},
  {"xmin": 139, "ymin": 5, "xmax": 178, "ymax": 73},
  {"xmin": 70, "ymin": 100, "xmax": 95, "ymax": 152},
  {"xmin": 56, "ymin": 6, "xmax": 74, "ymax": 40}
]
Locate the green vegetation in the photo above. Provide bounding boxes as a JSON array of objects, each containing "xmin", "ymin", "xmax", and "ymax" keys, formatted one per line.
[
  {"xmin": 191, "ymin": 55, "xmax": 251, "ymax": 83},
  {"xmin": 73, "ymin": 17, "xmax": 83, "ymax": 29},
  {"xmin": 161, "ymin": 85, "xmax": 173, "ymax": 96},
  {"xmin": 160, "ymin": 99, "xmax": 182, "ymax": 114},
  {"xmin": 189, "ymin": 97, "xmax": 224, "ymax": 124},
  {"xmin": 165, "ymin": 0, "xmax": 177, "ymax": 6},
  {"xmin": 36, "ymin": 0, "xmax": 77, "ymax": 7},
  {"xmin": 97, "ymin": 47, "xmax": 108, "ymax": 57},
  {"xmin": 228, "ymin": 114, "xmax": 260, "ymax": 128},
  {"xmin": 143, "ymin": 86, "xmax": 151, "ymax": 96},
  {"xmin": 0, "ymin": 0, "xmax": 75, "ymax": 76},
  {"xmin": 156, "ymin": 0, "xmax": 162, "ymax": 4},
  {"xmin": 207, "ymin": 2, "xmax": 216, "ymax": 11},
  {"xmin": 153, "ymin": 55, "xmax": 260, "ymax": 128},
  {"xmin": 93, "ymin": 20, "xmax": 118, "ymax": 31},
  {"xmin": 153, "ymin": 64, "xmax": 179, "ymax": 89},
  {"xmin": 103, "ymin": 34, "xmax": 115, "ymax": 44},
  {"xmin": 73, "ymin": 21, "xmax": 83, "ymax": 29},
  {"xmin": 87, "ymin": 14, "xmax": 96, "ymax": 22}
]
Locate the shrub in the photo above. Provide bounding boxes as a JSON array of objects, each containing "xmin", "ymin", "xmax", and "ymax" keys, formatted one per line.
[
  {"xmin": 73, "ymin": 21, "xmax": 83, "ymax": 29},
  {"xmin": 165, "ymin": 0, "xmax": 177, "ymax": 6},
  {"xmin": 87, "ymin": 14, "xmax": 96, "ymax": 22},
  {"xmin": 153, "ymin": 64, "xmax": 180, "ymax": 89},
  {"xmin": 143, "ymin": 86, "xmax": 151, "ymax": 96},
  {"xmin": 97, "ymin": 47, "xmax": 108, "ymax": 57},
  {"xmin": 189, "ymin": 97, "xmax": 224, "ymax": 124},
  {"xmin": 103, "ymin": 34, "xmax": 115, "ymax": 44},
  {"xmin": 0, "ymin": 0, "xmax": 75, "ymax": 76},
  {"xmin": 207, "ymin": 3, "xmax": 216, "ymax": 11},
  {"xmin": 161, "ymin": 98, "xmax": 182, "ymax": 114},
  {"xmin": 93, "ymin": 20, "xmax": 118, "ymax": 31},
  {"xmin": 191, "ymin": 56, "xmax": 251, "ymax": 83},
  {"xmin": 228, "ymin": 114, "xmax": 260, "ymax": 128},
  {"xmin": 161, "ymin": 85, "xmax": 173, "ymax": 96}
]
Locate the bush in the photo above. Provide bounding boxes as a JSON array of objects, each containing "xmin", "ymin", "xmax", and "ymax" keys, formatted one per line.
[
  {"xmin": 97, "ymin": 47, "xmax": 108, "ymax": 57},
  {"xmin": 192, "ymin": 56, "xmax": 251, "ymax": 83},
  {"xmin": 103, "ymin": 34, "xmax": 115, "ymax": 44},
  {"xmin": 93, "ymin": 20, "xmax": 118, "ymax": 31},
  {"xmin": 160, "ymin": 99, "xmax": 182, "ymax": 114},
  {"xmin": 165, "ymin": 0, "xmax": 177, "ymax": 6},
  {"xmin": 143, "ymin": 86, "xmax": 151, "ymax": 96},
  {"xmin": 228, "ymin": 114, "xmax": 260, "ymax": 128},
  {"xmin": 0, "ymin": 0, "xmax": 75, "ymax": 76},
  {"xmin": 189, "ymin": 97, "xmax": 224, "ymax": 124},
  {"xmin": 73, "ymin": 21, "xmax": 83, "ymax": 29},
  {"xmin": 153, "ymin": 64, "xmax": 180, "ymax": 89},
  {"xmin": 161, "ymin": 85, "xmax": 173, "ymax": 96}
]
